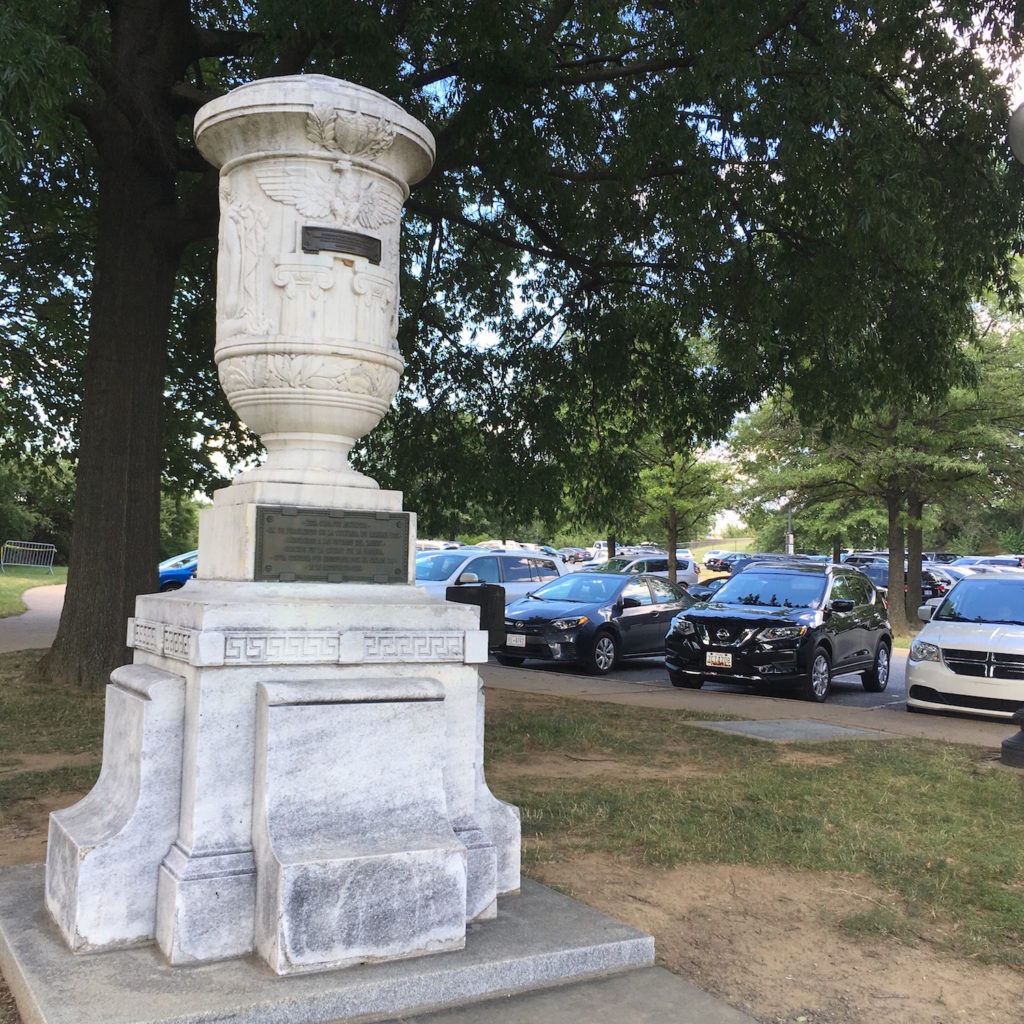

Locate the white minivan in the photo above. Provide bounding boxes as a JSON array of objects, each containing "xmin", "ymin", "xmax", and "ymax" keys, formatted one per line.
[{"xmin": 415, "ymin": 548, "xmax": 566, "ymax": 603}]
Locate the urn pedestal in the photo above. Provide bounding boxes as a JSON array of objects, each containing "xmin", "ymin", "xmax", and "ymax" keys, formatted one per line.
[{"xmin": 43, "ymin": 75, "xmax": 521, "ymax": 976}]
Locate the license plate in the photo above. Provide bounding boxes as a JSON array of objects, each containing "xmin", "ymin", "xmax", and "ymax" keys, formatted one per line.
[
  {"xmin": 506, "ymin": 633, "xmax": 526, "ymax": 648},
  {"xmin": 706, "ymin": 651, "xmax": 732, "ymax": 669}
]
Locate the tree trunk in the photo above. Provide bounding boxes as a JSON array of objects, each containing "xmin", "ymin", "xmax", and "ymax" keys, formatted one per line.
[
  {"xmin": 666, "ymin": 509, "xmax": 678, "ymax": 584},
  {"xmin": 906, "ymin": 494, "xmax": 924, "ymax": 625},
  {"xmin": 886, "ymin": 493, "xmax": 908, "ymax": 635},
  {"xmin": 29, "ymin": 0, "xmax": 197, "ymax": 689},
  {"xmin": 608, "ymin": 534, "xmax": 616, "ymax": 558},
  {"xmin": 36, "ymin": 162, "xmax": 178, "ymax": 688},
  {"xmin": 832, "ymin": 535, "xmax": 842, "ymax": 564}
]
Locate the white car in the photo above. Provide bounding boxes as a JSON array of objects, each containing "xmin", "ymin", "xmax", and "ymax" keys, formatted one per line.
[
  {"xmin": 415, "ymin": 548, "xmax": 566, "ymax": 602},
  {"xmin": 907, "ymin": 574, "xmax": 1024, "ymax": 719},
  {"xmin": 581, "ymin": 553, "xmax": 699, "ymax": 588}
]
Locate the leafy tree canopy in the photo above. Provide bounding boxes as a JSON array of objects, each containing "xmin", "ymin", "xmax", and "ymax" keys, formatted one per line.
[{"xmin": 0, "ymin": 1, "xmax": 1021, "ymax": 684}]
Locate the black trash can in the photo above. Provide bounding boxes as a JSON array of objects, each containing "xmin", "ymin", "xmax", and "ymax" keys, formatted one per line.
[{"xmin": 445, "ymin": 583, "xmax": 506, "ymax": 649}]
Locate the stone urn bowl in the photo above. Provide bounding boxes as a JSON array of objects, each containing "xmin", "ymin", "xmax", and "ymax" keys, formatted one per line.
[{"xmin": 195, "ymin": 76, "xmax": 435, "ymax": 488}]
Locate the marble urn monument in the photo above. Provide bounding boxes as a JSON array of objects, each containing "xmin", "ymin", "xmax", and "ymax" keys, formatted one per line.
[{"xmin": 43, "ymin": 75, "xmax": 521, "ymax": 976}]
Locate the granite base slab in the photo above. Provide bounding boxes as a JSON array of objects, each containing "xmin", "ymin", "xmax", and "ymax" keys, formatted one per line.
[{"xmin": 0, "ymin": 865, "xmax": 654, "ymax": 1024}]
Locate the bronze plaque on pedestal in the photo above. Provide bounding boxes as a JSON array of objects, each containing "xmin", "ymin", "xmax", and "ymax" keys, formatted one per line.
[{"xmin": 254, "ymin": 507, "xmax": 410, "ymax": 583}]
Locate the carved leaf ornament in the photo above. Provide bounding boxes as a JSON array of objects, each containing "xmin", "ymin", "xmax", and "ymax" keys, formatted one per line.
[
  {"xmin": 221, "ymin": 354, "xmax": 392, "ymax": 397},
  {"xmin": 306, "ymin": 107, "xmax": 397, "ymax": 159}
]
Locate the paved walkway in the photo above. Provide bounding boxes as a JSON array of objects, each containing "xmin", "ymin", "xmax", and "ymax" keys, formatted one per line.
[{"xmin": 0, "ymin": 584, "xmax": 65, "ymax": 653}]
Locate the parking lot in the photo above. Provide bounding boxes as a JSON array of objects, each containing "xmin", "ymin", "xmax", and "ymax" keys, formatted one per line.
[
  {"xmin": 482, "ymin": 650, "xmax": 1015, "ymax": 752},
  {"xmin": 490, "ymin": 648, "xmax": 909, "ymax": 712}
]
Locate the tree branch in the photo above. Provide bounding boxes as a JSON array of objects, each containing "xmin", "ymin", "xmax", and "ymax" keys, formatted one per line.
[{"xmin": 194, "ymin": 26, "xmax": 258, "ymax": 58}]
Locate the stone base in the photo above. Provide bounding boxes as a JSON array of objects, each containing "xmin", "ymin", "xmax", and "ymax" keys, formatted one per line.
[{"xmin": 0, "ymin": 866, "xmax": 654, "ymax": 1024}]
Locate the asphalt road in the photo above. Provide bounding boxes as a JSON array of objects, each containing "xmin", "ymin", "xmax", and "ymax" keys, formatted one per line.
[{"xmin": 490, "ymin": 648, "xmax": 911, "ymax": 714}]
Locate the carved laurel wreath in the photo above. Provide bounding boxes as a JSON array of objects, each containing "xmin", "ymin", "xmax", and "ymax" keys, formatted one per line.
[
  {"xmin": 305, "ymin": 107, "xmax": 396, "ymax": 158},
  {"xmin": 221, "ymin": 354, "xmax": 395, "ymax": 397}
]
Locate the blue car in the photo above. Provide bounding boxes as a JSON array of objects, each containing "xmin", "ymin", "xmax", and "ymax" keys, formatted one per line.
[
  {"xmin": 158, "ymin": 550, "xmax": 198, "ymax": 591},
  {"xmin": 497, "ymin": 571, "xmax": 694, "ymax": 674}
]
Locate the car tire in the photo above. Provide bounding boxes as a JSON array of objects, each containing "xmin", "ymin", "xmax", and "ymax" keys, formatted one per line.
[
  {"xmin": 861, "ymin": 640, "xmax": 891, "ymax": 692},
  {"xmin": 159, "ymin": 582, "xmax": 184, "ymax": 592},
  {"xmin": 587, "ymin": 631, "xmax": 618, "ymax": 675},
  {"xmin": 669, "ymin": 668, "xmax": 703, "ymax": 689},
  {"xmin": 801, "ymin": 646, "xmax": 832, "ymax": 703},
  {"xmin": 495, "ymin": 654, "xmax": 526, "ymax": 667}
]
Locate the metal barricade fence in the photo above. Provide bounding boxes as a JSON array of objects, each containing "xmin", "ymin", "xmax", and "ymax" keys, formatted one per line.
[{"xmin": 0, "ymin": 540, "xmax": 57, "ymax": 574}]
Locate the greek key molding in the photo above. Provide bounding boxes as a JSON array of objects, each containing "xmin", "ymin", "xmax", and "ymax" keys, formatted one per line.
[
  {"xmin": 129, "ymin": 624, "xmax": 472, "ymax": 666},
  {"xmin": 223, "ymin": 632, "xmax": 342, "ymax": 665},
  {"xmin": 363, "ymin": 632, "xmax": 464, "ymax": 662}
]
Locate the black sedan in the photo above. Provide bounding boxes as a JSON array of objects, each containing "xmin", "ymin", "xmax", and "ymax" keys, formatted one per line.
[
  {"xmin": 687, "ymin": 575, "xmax": 730, "ymax": 601},
  {"xmin": 496, "ymin": 572, "xmax": 694, "ymax": 674},
  {"xmin": 665, "ymin": 561, "xmax": 892, "ymax": 702}
]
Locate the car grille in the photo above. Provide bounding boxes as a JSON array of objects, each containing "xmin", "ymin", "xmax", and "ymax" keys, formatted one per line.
[
  {"xmin": 503, "ymin": 620, "xmax": 546, "ymax": 636},
  {"xmin": 941, "ymin": 648, "xmax": 1024, "ymax": 680},
  {"xmin": 908, "ymin": 685, "xmax": 1024, "ymax": 715},
  {"xmin": 696, "ymin": 625, "xmax": 758, "ymax": 647}
]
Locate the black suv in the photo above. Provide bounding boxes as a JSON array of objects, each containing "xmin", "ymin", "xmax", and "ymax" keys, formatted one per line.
[{"xmin": 664, "ymin": 561, "xmax": 892, "ymax": 702}]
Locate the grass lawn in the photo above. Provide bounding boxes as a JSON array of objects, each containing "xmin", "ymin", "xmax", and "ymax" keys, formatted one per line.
[
  {"xmin": 0, "ymin": 568, "xmax": 67, "ymax": 619},
  {"xmin": 485, "ymin": 693, "xmax": 1024, "ymax": 968}
]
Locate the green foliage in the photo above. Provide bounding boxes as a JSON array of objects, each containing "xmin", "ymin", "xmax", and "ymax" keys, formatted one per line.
[
  {"xmin": 635, "ymin": 443, "xmax": 731, "ymax": 557},
  {"xmin": 0, "ymin": 455, "xmax": 75, "ymax": 560},
  {"xmin": 2, "ymin": 2, "xmax": 1023, "ymax": 682},
  {"xmin": 734, "ymin": 320, "xmax": 1024, "ymax": 559},
  {"xmin": 997, "ymin": 527, "xmax": 1024, "ymax": 555},
  {"xmin": 159, "ymin": 491, "xmax": 205, "ymax": 559}
]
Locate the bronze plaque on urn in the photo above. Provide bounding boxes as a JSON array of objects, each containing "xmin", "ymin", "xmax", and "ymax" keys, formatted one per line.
[{"xmin": 254, "ymin": 507, "xmax": 410, "ymax": 583}]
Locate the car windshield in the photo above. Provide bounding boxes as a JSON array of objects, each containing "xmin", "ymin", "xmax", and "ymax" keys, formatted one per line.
[
  {"xmin": 713, "ymin": 571, "xmax": 826, "ymax": 609},
  {"xmin": 526, "ymin": 573, "xmax": 624, "ymax": 603},
  {"xmin": 863, "ymin": 564, "xmax": 888, "ymax": 585},
  {"xmin": 587, "ymin": 558, "xmax": 632, "ymax": 572},
  {"xmin": 933, "ymin": 579, "xmax": 1024, "ymax": 625},
  {"xmin": 415, "ymin": 552, "xmax": 474, "ymax": 582},
  {"xmin": 160, "ymin": 550, "xmax": 198, "ymax": 568}
]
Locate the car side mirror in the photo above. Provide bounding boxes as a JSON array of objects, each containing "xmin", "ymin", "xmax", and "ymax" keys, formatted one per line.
[
  {"xmin": 621, "ymin": 596, "xmax": 641, "ymax": 609},
  {"xmin": 457, "ymin": 572, "xmax": 480, "ymax": 585},
  {"xmin": 918, "ymin": 605, "xmax": 933, "ymax": 621},
  {"xmin": 831, "ymin": 598, "xmax": 855, "ymax": 612}
]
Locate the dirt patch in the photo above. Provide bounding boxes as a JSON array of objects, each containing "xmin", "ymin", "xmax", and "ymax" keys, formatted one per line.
[
  {"xmin": 777, "ymin": 749, "xmax": 845, "ymax": 769},
  {"xmin": 0, "ymin": 791, "xmax": 89, "ymax": 867},
  {"xmin": 535, "ymin": 852, "xmax": 1024, "ymax": 1024}
]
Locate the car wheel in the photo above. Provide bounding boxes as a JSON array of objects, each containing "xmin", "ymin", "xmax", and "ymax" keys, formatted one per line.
[
  {"xmin": 861, "ymin": 640, "xmax": 890, "ymax": 692},
  {"xmin": 669, "ymin": 668, "xmax": 703, "ymax": 689},
  {"xmin": 801, "ymin": 646, "xmax": 832, "ymax": 703},
  {"xmin": 495, "ymin": 654, "xmax": 526, "ymax": 667},
  {"xmin": 587, "ymin": 631, "xmax": 618, "ymax": 675},
  {"xmin": 159, "ymin": 582, "xmax": 184, "ymax": 592}
]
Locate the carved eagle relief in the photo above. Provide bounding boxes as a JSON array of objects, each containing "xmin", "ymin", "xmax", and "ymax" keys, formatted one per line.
[{"xmin": 255, "ymin": 161, "xmax": 402, "ymax": 229}]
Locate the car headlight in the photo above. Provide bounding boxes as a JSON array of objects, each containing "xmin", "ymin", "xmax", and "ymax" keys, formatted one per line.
[
  {"xmin": 551, "ymin": 616, "xmax": 588, "ymax": 631},
  {"xmin": 758, "ymin": 625, "xmax": 807, "ymax": 641},
  {"xmin": 671, "ymin": 616, "xmax": 696, "ymax": 635},
  {"xmin": 910, "ymin": 639, "xmax": 940, "ymax": 663}
]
